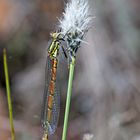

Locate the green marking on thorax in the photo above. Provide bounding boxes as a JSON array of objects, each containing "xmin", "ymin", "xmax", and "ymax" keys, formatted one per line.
[{"xmin": 48, "ymin": 33, "xmax": 60, "ymax": 59}]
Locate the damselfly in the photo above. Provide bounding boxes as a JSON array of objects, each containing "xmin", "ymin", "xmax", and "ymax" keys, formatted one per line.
[{"xmin": 41, "ymin": 31, "xmax": 65, "ymax": 140}]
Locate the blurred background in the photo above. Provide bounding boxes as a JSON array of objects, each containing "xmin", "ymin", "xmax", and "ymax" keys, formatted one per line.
[{"xmin": 0, "ymin": 0, "xmax": 140, "ymax": 140}]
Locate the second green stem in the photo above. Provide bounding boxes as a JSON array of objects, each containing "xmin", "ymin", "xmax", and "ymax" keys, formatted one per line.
[{"xmin": 3, "ymin": 48, "xmax": 15, "ymax": 140}]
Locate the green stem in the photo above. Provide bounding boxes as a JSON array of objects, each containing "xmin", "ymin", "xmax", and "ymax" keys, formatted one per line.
[
  {"xmin": 3, "ymin": 48, "xmax": 15, "ymax": 140},
  {"xmin": 62, "ymin": 57, "xmax": 75, "ymax": 140}
]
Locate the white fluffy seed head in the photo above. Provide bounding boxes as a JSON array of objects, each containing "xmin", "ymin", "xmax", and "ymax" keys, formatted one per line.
[
  {"xmin": 59, "ymin": 0, "xmax": 93, "ymax": 49},
  {"xmin": 59, "ymin": 0, "xmax": 92, "ymax": 34}
]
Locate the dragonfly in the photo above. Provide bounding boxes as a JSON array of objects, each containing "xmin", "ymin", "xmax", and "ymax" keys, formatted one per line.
[{"xmin": 41, "ymin": 31, "xmax": 66, "ymax": 140}]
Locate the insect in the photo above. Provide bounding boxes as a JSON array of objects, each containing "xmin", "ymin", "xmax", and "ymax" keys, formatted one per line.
[{"xmin": 41, "ymin": 31, "xmax": 65, "ymax": 140}]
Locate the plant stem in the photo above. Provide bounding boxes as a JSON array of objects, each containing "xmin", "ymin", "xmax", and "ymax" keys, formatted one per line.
[
  {"xmin": 62, "ymin": 56, "xmax": 75, "ymax": 140},
  {"xmin": 3, "ymin": 48, "xmax": 15, "ymax": 140}
]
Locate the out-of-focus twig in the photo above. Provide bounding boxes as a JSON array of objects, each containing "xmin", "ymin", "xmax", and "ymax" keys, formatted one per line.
[{"xmin": 3, "ymin": 48, "xmax": 15, "ymax": 140}]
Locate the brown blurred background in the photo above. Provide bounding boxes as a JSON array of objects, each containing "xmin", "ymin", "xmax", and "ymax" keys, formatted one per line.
[{"xmin": 0, "ymin": 0, "xmax": 140, "ymax": 140}]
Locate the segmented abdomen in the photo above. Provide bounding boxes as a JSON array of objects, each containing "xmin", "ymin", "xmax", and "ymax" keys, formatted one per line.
[{"xmin": 41, "ymin": 56, "xmax": 60, "ymax": 135}]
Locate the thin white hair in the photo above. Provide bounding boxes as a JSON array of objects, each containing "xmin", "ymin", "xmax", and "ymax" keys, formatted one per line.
[{"xmin": 59, "ymin": 0, "xmax": 93, "ymax": 35}]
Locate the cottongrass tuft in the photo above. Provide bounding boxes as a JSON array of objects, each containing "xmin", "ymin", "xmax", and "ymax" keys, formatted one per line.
[
  {"xmin": 59, "ymin": 0, "xmax": 92, "ymax": 35},
  {"xmin": 59, "ymin": 0, "xmax": 93, "ymax": 55}
]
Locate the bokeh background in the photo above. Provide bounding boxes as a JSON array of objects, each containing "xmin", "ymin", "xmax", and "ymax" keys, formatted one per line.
[{"xmin": 0, "ymin": 0, "xmax": 140, "ymax": 140}]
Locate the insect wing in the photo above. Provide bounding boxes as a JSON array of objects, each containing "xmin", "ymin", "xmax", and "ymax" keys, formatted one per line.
[{"xmin": 41, "ymin": 54, "xmax": 60, "ymax": 135}]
